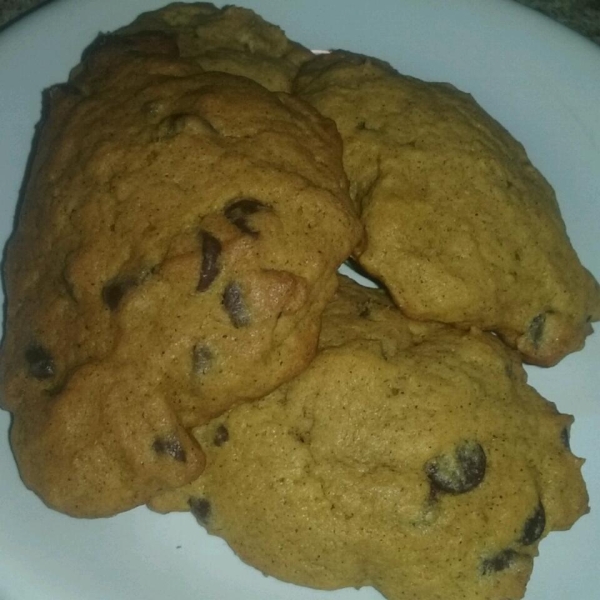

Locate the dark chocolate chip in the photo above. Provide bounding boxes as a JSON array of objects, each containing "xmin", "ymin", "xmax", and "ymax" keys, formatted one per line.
[
  {"xmin": 222, "ymin": 282, "xmax": 250, "ymax": 328},
  {"xmin": 25, "ymin": 345, "xmax": 55, "ymax": 379},
  {"xmin": 481, "ymin": 549, "xmax": 518, "ymax": 575},
  {"xmin": 189, "ymin": 496, "xmax": 211, "ymax": 524},
  {"xmin": 224, "ymin": 198, "xmax": 269, "ymax": 237},
  {"xmin": 152, "ymin": 435, "xmax": 186, "ymax": 462},
  {"xmin": 426, "ymin": 440, "xmax": 486, "ymax": 494},
  {"xmin": 102, "ymin": 278, "xmax": 136, "ymax": 311},
  {"xmin": 197, "ymin": 231, "xmax": 222, "ymax": 292},
  {"xmin": 213, "ymin": 424, "xmax": 229, "ymax": 447},
  {"xmin": 520, "ymin": 503, "xmax": 545, "ymax": 545},
  {"xmin": 560, "ymin": 427, "xmax": 571, "ymax": 450},
  {"xmin": 192, "ymin": 344, "xmax": 213, "ymax": 376},
  {"xmin": 528, "ymin": 313, "xmax": 546, "ymax": 348}
]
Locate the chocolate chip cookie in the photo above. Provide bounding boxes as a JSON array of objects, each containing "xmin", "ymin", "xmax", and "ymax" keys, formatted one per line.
[
  {"xmin": 117, "ymin": 2, "xmax": 312, "ymax": 92},
  {"xmin": 0, "ymin": 36, "xmax": 361, "ymax": 516},
  {"xmin": 295, "ymin": 51, "xmax": 600, "ymax": 366},
  {"xmin": 151, "ymin": 276, "xmax": 588, "ymax": 600}
]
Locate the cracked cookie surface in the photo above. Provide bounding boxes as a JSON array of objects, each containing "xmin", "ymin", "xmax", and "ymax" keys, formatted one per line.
[
  {"xmin": 294, "ymin": 51, "xmax": 600, "ymax": 366},
  {"xmin": 150, "ymin": 276, "xmax": 588, "ymax": 600},
  {"xmin": 0, "ymin": 36, "xmax": 361, "ymax": 517},
  {"xmin": 117, "ymin": 2, "xmax": 312, "ymax": 92}
]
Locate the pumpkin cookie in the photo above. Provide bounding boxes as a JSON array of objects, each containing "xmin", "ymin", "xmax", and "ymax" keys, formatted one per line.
[
  {"xmin": 295, "ymin": 51, "xmax": 600, "ymax": 366},
  {"xmin": 151, "ymin": 276, "xmax": 588, "ymax": 600},
  {"xmin": 118, "ymin": 2, "xmax": 312, "ymax": 92},
  {"xmin": 0, "ymin": 36, "xmax": 361, "ymax": 517}
]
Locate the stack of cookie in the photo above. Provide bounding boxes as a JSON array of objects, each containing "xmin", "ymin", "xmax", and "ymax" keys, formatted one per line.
[{"xmin": 1, "ymin": 4, "xmax": 598, "ymax": 600}]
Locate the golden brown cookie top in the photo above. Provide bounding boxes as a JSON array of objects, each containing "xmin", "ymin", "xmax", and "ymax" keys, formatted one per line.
[
  {"xmin": 118, "ymin": 2, "xmax": 313, "ymax": 91},
  {"xmin": 0, "ymin": 38, "xmax": 361, "ymax": 517},
  {"xmin": 295, "ymin": 50, "xmax": 600, "ymax": 366},
  {"xmin": 151, "ymin": 277, "xmax": 588, "ymax": 600}
]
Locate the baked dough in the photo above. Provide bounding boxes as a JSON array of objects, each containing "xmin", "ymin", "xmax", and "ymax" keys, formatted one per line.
[
  {"xmin": 295, "ymin": 51, "xmax": 600, "ymax": 366},
  {"xmin": 151, "ymin": 276, "xmax": 588, "ymax": 600},
  {"xmin": 118, "ymin": 2, "xmax": 312, "ymax": 92},
  {"xmin": 0, "ymin": 35, "xmax": 361, "ymax": 517}
]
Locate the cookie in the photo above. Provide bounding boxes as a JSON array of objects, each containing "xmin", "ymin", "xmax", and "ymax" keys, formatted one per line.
[
  {"xmin": 151, "ymin": 276, "xmax": 588, "ymax": 600},
  {"xmin": 0, "ymin": 35, "xmax": 361, "ymax": 517},
  {"xmin": 294, "ymin": 51, "xmax": 600, "ymax": 366},
  {"xmin": 117, "ymin": 2, "xmax": 312, "ymax": 92}
]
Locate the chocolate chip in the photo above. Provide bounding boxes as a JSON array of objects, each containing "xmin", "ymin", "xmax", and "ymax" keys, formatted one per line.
[
  {"xmin": 189, "ymin": 496, "xmax": 211, "ymax": 524},
  {"xmin": 520, "ymin": 503, "xmax": 545, "ymax": 545},
  {"xmin": 25, "ymin": 345, "xmax": 55, "ymax": 379},
  {"xmin": 561, "ymin": 427, "xmax": 571, "ymax": 450},
  {"xmin": 222, "ymin": 282, "xmax": 250, "ymax": 328},
  {"xmin": 197, "ymin": 231, "xmax": 222, "ymax": 292},
  {"xmin": 224, "ymin": 198, "xmax": 269, "ymax": 237},
  {"xmin": 426, "ymin": 440, "xmax": 486, "ymax": 494},
  {"xmin": 528, "ymin": 313, "xmax": 546, "ymax": 348},
  {"xmin": 213, "ymin": 424, "xmax": 229, "ymax": 446},
  {"xmin": 102, "ymin": 278, "xmax": 136, "ymax": 311},
  {"xmin": 152, "ymin": 435, "xmax": 186, "ymax": 462},
  {"xmin": 192, "ymin": 344, "xmax": 213, "ymax": 376},
  {"xmin": 481, "ymin": 549, "xmax": 518, "ymax": 575}
]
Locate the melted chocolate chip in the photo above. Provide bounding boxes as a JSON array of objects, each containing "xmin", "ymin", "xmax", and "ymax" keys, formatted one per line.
[
  {"xmin": 224, "ymin": 198, "xmax": 269, "ymax": 237},
  {"xmin": 561, "ymin": 427, "xmax": 571, "ymax": 450},
  {"xmin": 189, "ymin": 496, "xmax": 211, "ymax": 524},
  {"xmin": 102, "ymin": 278, "xmax": 136, "ymax": 311},
  {"xmin": 152, "ymin": 435, "xmax": 186, "ymax": 462},
  {"xmin": 481, "ymin": 549, "xmax": 518, "ymax": 575},
  {"xmin": 529, "ymin": 313, "xmax": 546, "ymax": 348},
  {"xmin": 197, "ymin": 231, "xmax": 222, "ymax": 292},
  {"xmin": 426, "ymin": 440, "xmax": 486, "ymax": 494},
  {"xmin": 25, "ymin": 345, "xmax": 55, "ymax": 379},
  {"xmin": 520, "ymin": 503, "xmax": 545, "ymax": 546},
  {"xmin": 213, "ymin": 424, "xmax": 229, "ymax": 446},
  {"xmin": 222, "ymin": 282, "xmax": 250, "ymax": 328},
  {"xmin": 192, "ymin": 344, "xmax": 213, "ymax": 376}
]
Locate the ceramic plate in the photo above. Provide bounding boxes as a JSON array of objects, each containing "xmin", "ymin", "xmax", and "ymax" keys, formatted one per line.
[{"xmin": 0, "ymin": 1, "xmax": 599, "ymax": 599}]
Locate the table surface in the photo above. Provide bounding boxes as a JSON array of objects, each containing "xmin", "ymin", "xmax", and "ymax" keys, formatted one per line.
[{"xmin": 1, "ymin": 0, "xmax": 600, "ymax": 44}]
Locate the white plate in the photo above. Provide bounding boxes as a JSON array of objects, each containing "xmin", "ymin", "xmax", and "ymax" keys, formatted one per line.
[{"xmin": 0, "ymin": 1, "xmax": 599, "ymax": 599}]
